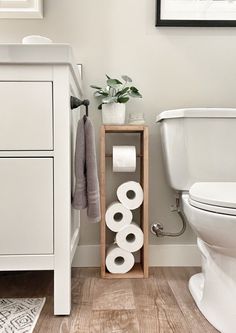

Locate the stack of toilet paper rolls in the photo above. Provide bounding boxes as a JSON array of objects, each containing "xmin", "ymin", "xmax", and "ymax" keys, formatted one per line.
[{"xmin": 105, "ymin": 181, "xmax": 144, "ymax": 274}]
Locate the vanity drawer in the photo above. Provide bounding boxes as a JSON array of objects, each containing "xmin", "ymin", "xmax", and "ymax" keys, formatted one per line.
[
  {"xmin": 0, "ymin": 158, "xmax": 53, "ymax": 255},
  {"xmin": 0, "ymin": 82, "xmax": 53, "ymax": 150}
]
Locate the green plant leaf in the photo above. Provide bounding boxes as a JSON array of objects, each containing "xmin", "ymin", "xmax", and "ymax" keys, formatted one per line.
[
  {"xmin": 98, "ymin": 103, "xmax": 103, "ymax": 110},
  {"xmin": 129, "ymin": 91, "xmax": 142, "ymax": 98},
  {"xmin": 115, "ymin": 87, "xmax": 129, "ymax": 96},
  {"xmin": 90, "ymin": 85, "xmax": 102, "ymax": 90},
  {"xmin": 129, "ymin": 86, "xmax": 142, "ymax": 98},
  {"xmin": 94, "ymin": 91, "xmax": 109, "ymax": 97},
  {"xmin": 107, "ymin": 79, "xmax": 123, "ymax": 88},
  {"xmin": 106, "ymin": 74, "xmax": 111, "ymax": 79},
  {"xmin": 130, "ymin": 86, "xmax": 139, "ymax": 92},
  {"xmin": 121, "ymin": 75, "xmax": 132, "ymax": 83},
  {"xmin": 129, "ymin": 90, "xmax": 142, "ymax": 98},
  {"xmin": 117, "ymin": 96, "xmax": 129, "ymax": 103},
  {"xmin": 102, "ymin": 96, "xmax": 117, "ymax": 104}
]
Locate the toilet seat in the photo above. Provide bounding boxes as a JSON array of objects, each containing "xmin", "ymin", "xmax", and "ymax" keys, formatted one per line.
[
  {"xmin": 189, "ymin": 197, "xmax": 236, "ymax": 216},
  {"xmin": 189, "ymin": 182, "xmax": 236, "ymax": 216}
]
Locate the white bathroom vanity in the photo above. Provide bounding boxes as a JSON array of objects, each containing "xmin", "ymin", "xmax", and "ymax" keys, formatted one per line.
[{"xmin": 0, "ymin": 44, "xmax": 82, "ymax": 315}]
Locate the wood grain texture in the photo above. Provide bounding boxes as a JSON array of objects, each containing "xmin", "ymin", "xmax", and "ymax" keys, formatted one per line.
[
  {"xmin": 0, "ymin": 268, "xmax": 219, "ymax": 333},
  {"xmin": 90, "ymin": 310, "xmax": 139, "ymax": 333},
  {"xmin": 92, "ymin": 279, "xmax": 135, "ymax": 310},
  {"xmin": 104, "ymin": 125, "xmax": 147, "ymax": 133},
  {"xmin": 100, "ymin": 126, "xmax": 106, "ymax": 278},
  {"xmin": 142, "ymin": 126, "xmax": 149, "ymax": 277},
  {"xmin": 163, "ymin": 267, "xmax": 218, "ymax": 333}
]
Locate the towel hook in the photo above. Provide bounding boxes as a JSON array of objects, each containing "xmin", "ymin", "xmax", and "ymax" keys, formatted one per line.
[{"xmin": 70, "ymin": 96, "xmax": 90, "ymax": 119}]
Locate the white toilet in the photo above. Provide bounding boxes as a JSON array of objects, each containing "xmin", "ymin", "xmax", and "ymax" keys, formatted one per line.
[{"xmin": 156, "ymin": 108, "xmax": 236, "ymax": 333}]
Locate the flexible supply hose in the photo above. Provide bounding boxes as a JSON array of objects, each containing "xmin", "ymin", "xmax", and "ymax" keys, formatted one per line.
[{"xmin": 151, "ymin": 195, "xmax": 187, "ymax": 237}]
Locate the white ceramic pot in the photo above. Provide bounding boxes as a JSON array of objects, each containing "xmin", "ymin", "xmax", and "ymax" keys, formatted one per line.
[{"xmin": 102, "ymin": 103, "xmax": 126, "ymax": 125}]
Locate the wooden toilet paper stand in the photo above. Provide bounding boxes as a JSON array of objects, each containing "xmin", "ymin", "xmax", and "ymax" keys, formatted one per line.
[{"xmin": 100, "ymin": 125, "xmax": 149, "ymax": 279}]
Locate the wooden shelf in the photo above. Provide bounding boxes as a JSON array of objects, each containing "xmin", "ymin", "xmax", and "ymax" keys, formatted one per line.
[
  {"xmin": 100, "ymin": 125, "xmax": 149, "ymax": 279},
  {"xmin": 103, "ymin": 125, "xmax": 147, "ymax": 133},
  {"xmin": 103, "ymin": 263, "xmax": 144, "ymax": 279}
]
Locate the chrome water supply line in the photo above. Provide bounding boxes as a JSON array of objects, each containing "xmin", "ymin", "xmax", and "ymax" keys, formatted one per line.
[{"xmin": 151, "ymin": 194, "xmax": 186, "ymax": 237}]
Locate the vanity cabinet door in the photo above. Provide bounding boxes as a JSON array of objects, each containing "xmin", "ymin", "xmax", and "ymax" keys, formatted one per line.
[
  {"xmin": 0, "ymin": 158, "xmax": 53, "ymax": 255},
  {"xmin": 0, "ymin": 82, "xmax": 53, "ymax": 150}
]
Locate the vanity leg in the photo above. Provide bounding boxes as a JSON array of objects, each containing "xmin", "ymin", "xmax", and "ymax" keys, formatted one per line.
[{"xmin": 54, "ymin": 263, "xmax": 71, "ymax": 315}]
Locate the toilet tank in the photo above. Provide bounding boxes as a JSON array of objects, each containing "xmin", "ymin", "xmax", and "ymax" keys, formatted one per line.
[{"xmin": 156, "ymin": 108, "xmax": 236, "ymax": 191}]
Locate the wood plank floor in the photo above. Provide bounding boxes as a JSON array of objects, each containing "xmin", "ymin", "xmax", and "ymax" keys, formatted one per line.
[{"xmin": 0, "ymin": 268, "xmax": 219, "ymax": 333}]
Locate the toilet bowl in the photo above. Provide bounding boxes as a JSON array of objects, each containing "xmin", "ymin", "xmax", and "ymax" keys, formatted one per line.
[
  {"xmin": 182, "ymin": 187, "xmax": 236, "ymax": 333},
  {"xmin": 156, "ymin": 108, "xmax": 236, "ymax": 333},
  {"xmin": 184, "ymin": 182, "xmax": 236, "ymax": 253}
]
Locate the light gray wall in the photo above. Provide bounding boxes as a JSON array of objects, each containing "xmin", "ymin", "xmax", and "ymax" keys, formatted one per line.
[{"xmin": 1, "ymin": 0, "xmax": 236, "ymax": 246}]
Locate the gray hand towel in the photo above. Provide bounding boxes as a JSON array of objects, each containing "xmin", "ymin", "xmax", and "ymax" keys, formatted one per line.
[
  {"xmin": 72, "ymin": 118, "xmax": 87, "ymax": 210},
  {"xmin": 72, "ymin": 117, "xmax": 101, "ymax": 223}
]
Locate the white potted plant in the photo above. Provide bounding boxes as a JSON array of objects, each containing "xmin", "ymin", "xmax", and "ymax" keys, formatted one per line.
[{"xmin": 90, "ymin": 75, "xmax": 142, "ymax": 124}]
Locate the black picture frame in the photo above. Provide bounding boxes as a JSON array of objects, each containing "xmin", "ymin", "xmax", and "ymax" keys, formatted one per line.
[{"xmin": 156, "ymin": 0, "xmax": 236, "ymax": 27}]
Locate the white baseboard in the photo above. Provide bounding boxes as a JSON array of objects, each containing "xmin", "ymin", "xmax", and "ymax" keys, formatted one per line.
[
  {"xmin": 72, "ymin": 244, "xmax": 201, "ymax": 267},
  {"xmin": 149, "ymin": 244, "xmax": 201, "ymax": 266}
]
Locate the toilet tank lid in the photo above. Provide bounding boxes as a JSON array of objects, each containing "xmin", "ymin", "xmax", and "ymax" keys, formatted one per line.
[
  {"xmin": 189, "ymin": 182, "xmax": 236, "ymax": 209},
  {"xmin": 156, "ymin": 108, "xmax": 236, "ymax": 122}
]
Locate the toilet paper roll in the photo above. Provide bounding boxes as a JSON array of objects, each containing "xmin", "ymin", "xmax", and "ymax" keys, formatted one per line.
[
  {"xmin": 115, "ymin": 222, "xmax": 144, "ymax": 252},
  {"xmin": 105, "ymin": 244, "xmax": 135, "ymax": 274},
  {"xmin": 113, "ymin": 146, "xmax": 136, "ymax": 172},
  {"xmin": 105, "ymin": 202, "xmax": 133, "ymax": 232},
  {"xmin": 117, "ymin": 181, "xmax": 144, "ymax": 210}
]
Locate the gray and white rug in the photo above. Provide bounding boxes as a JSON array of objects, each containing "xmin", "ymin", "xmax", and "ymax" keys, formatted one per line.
[{"xmin": 0, "ymin": 298, "xmax": 45, "ymax": 333}]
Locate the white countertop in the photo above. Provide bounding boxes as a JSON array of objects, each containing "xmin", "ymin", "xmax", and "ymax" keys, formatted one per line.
[{"xmin": 0, "ymin": 44, "xmax": 82, "ymax": 93}]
